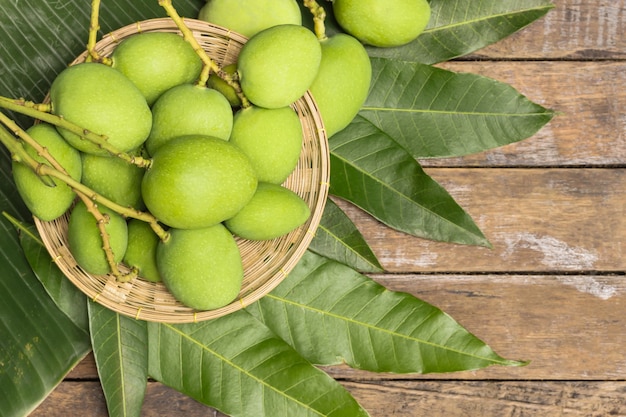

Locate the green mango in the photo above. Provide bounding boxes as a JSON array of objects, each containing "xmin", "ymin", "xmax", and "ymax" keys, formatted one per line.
[
  {"xmin": 111, "ymin": 31, "xmax": 203, "ymax": 106},
  {"xmin": 333, "ymin": 0, "xmax": 431, "ymax": 47},
  {"xmin": 142, "ymin": 135, "xmax": 257, "ymax": 229},
  {"xmin": 12, "ymin": 123, "xmax": 82, "ymax": 221},
  {"xmin": 309, "ymin": 33, "xmax": 372, "ymax": 138},
  {"xmin": 81, "ymin": 153, "xmax": 145, "ymax": 209},
  {"xmin": 157, "ymin": 224, "xmax": 243, "ymax": 310},
  {"xmin": 229, "ymin": 105, "xmax": 302, "ymax": 184},
  {"xmin": 67, "ymin": 200, "xmax": 128, "ymax": 275},
  {"xmin": 123, "ymin": 219, "xmax": 161, "ymax": 283},
  {"xmin": 146, "ymin": 83, "xmax": 233, "ymax": 155},
  {"xmin": 198, "ymin": 0, "xmax": 302, "ymax": 38},
  {"xmin": 225, "ymin": 182, "xmax": 310, "ymax": 240},
  {"xmin": 206, "ymin": 63, "xmax": 241, "ymax": 107},
  {"xmin": 237, "ymin": 24, "xmax": 321, "ymax": 109},
  {"xmin": 50, "ymin": 62, "xmax": 152, "ymax": 155}
]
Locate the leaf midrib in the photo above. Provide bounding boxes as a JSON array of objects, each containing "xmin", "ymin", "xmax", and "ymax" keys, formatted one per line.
[
  {"xmin": 264, "ymin": 292, "xmax": 514, "ymax": 367},
  {"xmin": 329, "ymin": 140, "xmax": 486, "ymax": 244},
  {"xmin": 162, "ymin": 323, "xmax": 327, "ymax": 417},
  {"xmin": 361, "ymin": 106, "xmax": 551, "ymax": 117},
  {"xmin": 314, "ymin": 223, "xmax": 381, "ymax": 271},
  {"xmin": 424, "ymin": 4, "xmax": 555, "ymax": 34}
]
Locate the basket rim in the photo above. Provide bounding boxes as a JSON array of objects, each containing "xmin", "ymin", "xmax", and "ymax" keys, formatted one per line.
[{"xmin": 34, "ymin": 17, "xmax": 330, "ymax": 323}]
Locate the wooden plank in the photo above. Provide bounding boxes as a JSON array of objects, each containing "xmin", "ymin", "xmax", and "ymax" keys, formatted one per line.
[
  {"xmin": 326, "ymin": 273, "xmax": 626, "ymax": 380},
  {"xmin": 336, "ymin": 168, "xmax": 625, "ymax": 273},
  {"xmin": 67, "ymin": 273, "xmax": 626, "ymax": 382},
  {"xmin": 422, "ymin": 61, "xmax": 626, "ymax": 167},
  {"xmin": 30, "ymin": 379, "xmax": 626, "ymax": 416},
  {"xmin": 468, "ymin": 0, "xmax": 626, "ymax": 60}
]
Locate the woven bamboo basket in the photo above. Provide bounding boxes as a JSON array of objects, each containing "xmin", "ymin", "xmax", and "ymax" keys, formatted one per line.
[{"xmin": 33, "ymin": 18, "xmax": 330, "ymax": 323}]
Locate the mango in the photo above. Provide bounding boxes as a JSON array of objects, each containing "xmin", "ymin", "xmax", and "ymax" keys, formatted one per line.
[
  {"xmin": 225, "ymin": 182, "xmax": 310, "ymax": 240},
  {"xmin": 157, "ymin": 224, "xmax": 243, "ymax": 310},
  {"xmin": 12, "ymin": 123, "xmax": 82, "ymax": 221}
]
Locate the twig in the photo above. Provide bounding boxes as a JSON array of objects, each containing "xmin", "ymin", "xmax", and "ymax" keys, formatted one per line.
[
  {"xmin": 157, "ymin": 0, "xmax": 251, "ymax": 107},
  {"xmin": 86, "ymin": 0, "xmax": 112, "ymax": 65},
  {"xmin": 303, "ymin": 0, "xmax": 328, "ymax": 40},
  {"xmin": 0, "ymin": 96, "xmax": 151, "ymax": 168}
]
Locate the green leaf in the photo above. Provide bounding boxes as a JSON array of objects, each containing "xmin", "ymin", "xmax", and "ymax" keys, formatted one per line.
[
  {"xmin": 361, "ymin": 58, "xmax": 554, "ymax": 159},
  {"xmin": 12, "ymin": 218, "xmax": 89, "ymax": 331},
  {"xmin": 88, "ymin": 302, "xmax": 149, "ymax": 417},
  {"xmin": 329, "ymin": 115, "xmax": 490, "ymax": 246},
  {"xmin": 0, "ymin": 0, "xmax": 203, "ymax": 108},
  {"xmin": 0, "ymin": 215, "xmax": 91, "ymax": 417},
  {"xmin": 309, "ymin": 198, "xmax": 383, "ymax": 273},
  {"xmin": 148, "ymin": 311, "xmax": 370, "ymax": 417},
  {"xmin": 248, "ymin": 251, "xmax": 526, "ymax": 373},
  {"xmin": 365, "ymin": 0, "xmax": 555, "ymax": 64}
]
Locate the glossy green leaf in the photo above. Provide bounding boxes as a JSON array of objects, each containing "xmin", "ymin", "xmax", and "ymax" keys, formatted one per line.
[
  {"xmin": 365, "ymin": 0, "xmax": 555, "ymax": 64},
  {"xmin": 329, "ymin": 115, "xmax": 490, "ymax": 246},
  {"xmin": 309, "ymin": 198, "xmax": 383, "ymax": 273},
  {"xmin": 14, "ymin": 219, "xmax": 89, "ymax": 331},
  {"xmin": 248, "ymin": 251, "xmax": 526, "ymax": 373},
  {"xmin": 88, "ymin": 302, "xmax": 149, "ymax": 417},
  {"xmin": 0, "ymin": 215, "xmax": 91, "ymax": 417},
  {"xmin": 0, "ymin": 0, "xmax": 203, "ymax": 111},
  {"xmin": 148, "ymin": 311, "xmax": 370, "ymax": 417},
  {"xmin": 361, "ymin": 58, "xmax": 554, "ymax": 159}
]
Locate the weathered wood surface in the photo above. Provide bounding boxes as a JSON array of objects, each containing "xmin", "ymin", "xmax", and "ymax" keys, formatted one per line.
[
  {"xmin": 31, "ymin": 0, "xmax": 626, "ymax": 416},
  {"xmin": 31, "ymin": 380, "xmax": 626, "ymax": 417},
  {"xmin": 470, "ymin": 0, "xmax": 625, "ymax": 60}
]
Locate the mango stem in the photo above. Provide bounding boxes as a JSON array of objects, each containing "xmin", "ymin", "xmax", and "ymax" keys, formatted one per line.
[
  {"xmin": 0, "ymin": 96, "xmax": 151, "ymax": 169},
  {"xmin": 86, "ymin": 0, "xmax": 112, "ymax": 65},
  {"xmin": 303, "ymin": 0, "xmax": 328, "ymax": 40},
  {"xmin": 157, "ymin": 0, "xmax": 251, "ymax": 107},
  {"xmin": 0, "ymin": 123, "xmax": 170, "ymax": 280}
]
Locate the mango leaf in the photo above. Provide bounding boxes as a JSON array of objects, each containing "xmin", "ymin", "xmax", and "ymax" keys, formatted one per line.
[
  {"xmin": 0, "ymin": 214, "xmax": 91, "ymax": 417},
  {"xmin": 361, "ymin": 57, "xmax": 554, "ymax": 159},
  {"xmin": 329, "ymin": 115, "xmax": 489, "ymax": 246},
  {"xmin": 148, "ymin": 311, "xmax": 370, "ymax": 417},
  {"xmin": 309, "ymin": 198, "xmax": 383, "ymax": 273},
  {"xmin": 12, "ymin": 218, "xmax": 89, "ymax": 331},
  {"xmin": 365, "ymin": 0, "xmax": 555, "ymax": 64},
  {"xmin": 0, "ymin": 0, "xmax": 203, "ymax": 113},
  {"xmin": 88, "ymin": 301, "xmax": 149, "ymax": 417},
  {"xmin": 248, "ymin": 251, "xmax": 526, "ymax": 373}
]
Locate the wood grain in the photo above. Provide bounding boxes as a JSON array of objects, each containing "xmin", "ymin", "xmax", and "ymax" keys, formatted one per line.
[
  {"xmin": 425, "ymin": 61, "xmax": 626, "ymax": 167},
  {"xmin": 30, "ymin": 379, "xmax": 626, "ymax": 417},
  {"xmin": 29, "ymin": 0, "xmax": 626, "ymax": 416},
  {"xmin": 334, "ymin": 168, "xmax": 625, "ymax": 273},
  {"xmin": 469, "ymin": 0, "xmax": 626, "ymax": 60}
]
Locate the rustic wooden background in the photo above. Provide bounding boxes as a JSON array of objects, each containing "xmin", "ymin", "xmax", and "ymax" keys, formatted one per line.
[{"xmin": 32, "ymin": 0, "xmax": 625, "ymax": 415}]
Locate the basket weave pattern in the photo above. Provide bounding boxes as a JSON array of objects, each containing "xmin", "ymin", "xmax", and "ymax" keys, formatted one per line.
[{"xmin": 34, "ymin": 18, "xmax": 330, "ymax": 323}]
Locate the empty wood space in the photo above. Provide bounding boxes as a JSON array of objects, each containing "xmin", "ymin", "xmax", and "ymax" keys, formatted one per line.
[{"xmin": 32, "ymin": 0, "xmax": 625, "ymax": 415}]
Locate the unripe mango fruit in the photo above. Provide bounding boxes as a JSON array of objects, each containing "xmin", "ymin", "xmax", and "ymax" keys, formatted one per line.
[
  {"xmin": 67, "ymin": 200, "xmax": 128, "ymax": 275},
  {"xmin": 309, "ymin": 34, "xmax": 372, "ymax": 137},
  {"xmin": 229, "ymin": 105, "xmax": 302, "ymax": 184},
  {"xmin": 142, "ymin": 135, "xmax": 257, "ymax": 229},
  {"xmin": 206, "ymin": 63, "xmax": 241, "ymax": 107},
  {"xmin": 111, "ymin": 32, "xmax": 203, "ymax": 106},
  {"xmin": 146, "ymin": 84, "xmax": 233, "ymax": 155},
  {"xmin": 225, "ymin": 182, "xmax": 310, "ymax": 240},
  {"xmin": 198, "ymin": 0, "xmax": 302, "ymax": 38},
  {"xmin": 50, "ymin": 62, "xmax": 152, "ymax": 155},
  {"xmin": 333, "ymin": 0, "xmax": 431, "ymax": 47},
  {"xmin": 123, "ymin": 219, "xmax": 161, "ymax": 283},
  {"xmin": 81, "ymin": 153, "xmax": 145, "ymax": 209},
  {"xmin": 157, "ymin": 224, "xmax": 243, "ymax": 310},
  {"xmin": 12, "ymin": 123, "xmax": 82, "ymax": 221},
  {"xmin": 237, "ymin": 24, "xmax": 322, "ymax": 109}
]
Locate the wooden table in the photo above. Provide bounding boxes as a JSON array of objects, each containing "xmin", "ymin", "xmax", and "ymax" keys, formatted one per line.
[{"xmin": 32, "ymin": 1, "xmax": 625, "ymax": 415}]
